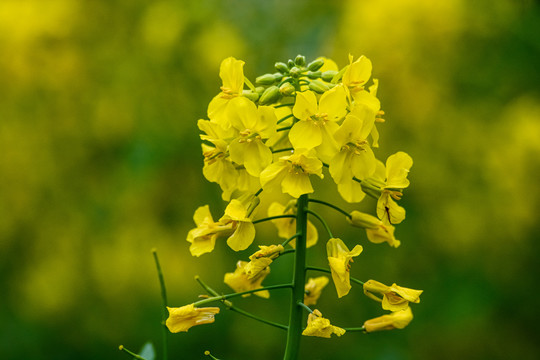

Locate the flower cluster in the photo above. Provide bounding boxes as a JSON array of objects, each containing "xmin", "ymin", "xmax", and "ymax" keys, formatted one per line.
[{"xmin": 165, "ymin": 55, "xmax": 423, "ymax": 357}]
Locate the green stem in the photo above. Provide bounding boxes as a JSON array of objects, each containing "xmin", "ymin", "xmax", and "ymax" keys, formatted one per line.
[
  {"xmin": 193, "ymin": 282, "xmax": 293, "ymax": 306},
  {"xmin": 253, "ymin": 214, "xmax": 296, "ymax": 224},
  {"xmin": 277, "ymin": 125, "xmax": 293, "ymax": 132},
  {"xmin": 277, "ymin": 114, "xmax": 294, "ymax": 124},
  {"xmin": 274, "ymin": 103, "xmax": 295, "ymax": 108},
  {"xmin": 305, "ymin": 266, "xmax": 365, "ymax": 286},
  {"xmin": 281, "ymin": 233, "xmax": 300, "ymax": 247},
  {"xmin": 306, "ymin": 209, "xmax": 334, "ymax": 238},
  {"xmin": 229, "ymin": 306, "xmax": 288, "ymax": 331},
  {"xmin": 152, "ymin": 249, "xmax": 168, "ymax": 360},
  {"xmin": 297, "ymin": 302, "xmax": 314, "ymax": 314},
  {"xmin": 343, "ymin": 326, "xmax": 366, "ymax": 332},
  {"xmin": 283, "ymin": 194, "xmax": 309, "ymax": 360},
  {"xmin": 195, "ymin": 277, "xmax": 289, "ymax": 331},
  {"xmin": 308, "ymin": 199, "xmax": 351, "ymax": 218},
  {"xmin": 119, "ymin": 345, "xmax": 147, "ymax": 360},
  {"xmin": 272, "ymin": 147, "xmax": 294, "ymax": 154}
]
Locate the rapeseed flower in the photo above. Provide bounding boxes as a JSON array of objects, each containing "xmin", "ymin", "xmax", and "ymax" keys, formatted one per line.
[
  {"xmin": 166, "ymin": 304, "xmax": 220, "ymax": 333},
  {"xmin": 304, "ymin": 276, "xmax": 329, "ymax": 306},
  {"xmin": 302, "ymin": 309, "xmax": 345, "ymax": 338},
  {"xmin": 326, "ymin": 238, "xmax": 363, "ymax": 298},
  {"xmin": 363, "ymin": 307, "xmax": 413, "ymax": 333},
  {"xmin": 224, "ymin": 260, "xmax": 270, "ymax": 298}
]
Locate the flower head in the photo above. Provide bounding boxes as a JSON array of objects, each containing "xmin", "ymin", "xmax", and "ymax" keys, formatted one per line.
[
  {"xmin": 208, "ymin": 57, "xmax": 245, "ymax": 127},
  {"xmin": 302, "ymin": 309, "xmax": 346, "ymax": 338},
  {"xmin": 166, "ymin": 304, "xmax": 220, "ymax": 333},
  {"xmin": 326, "ymin": 238, "xmax": 363, "ymax": 298},
  {"xmin": 224, "ymin": 260, "xmax": 270, "ymax": 298},
  {"xmin": 244, "ymin": 244, "xmax": 284, "ymax": 279},
  {"xmin": 363, "ymin": 280, "xmax": 423, "ymax": 311},
  {"xmin": 304, "ymin": 276, "xmax": 330, "ymax": 306},
  {"xmin": 260, "ymin": 150, "xmax": 323, "ymax": 198},
  {"xmin": 363, "ymin": 307, "xmax": 413, "ymax": 333},
  {"xmin": 186, "ymin": 205, "xmax": 234, "ymax": 257},
  {"xmin": 349, "ymin": 211, "xmax": 401, "ymax": 248},
  {"xmin": 220, "ymin": 199, "xmax": 256, "ymax": 252}
]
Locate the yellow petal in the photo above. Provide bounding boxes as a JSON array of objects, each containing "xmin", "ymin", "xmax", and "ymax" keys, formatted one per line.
[
  {"xmin": 337, "ymin": 179, "xmax": 366, "ymax": 203},
  {"xmin": 292, "ymin": 91, "xmax": 317, "ymax": 120},
  {"xmin": 226, "ymin": 221, "xmax": 255, "ymax": 251},
  {"xmin": 219, "ymin": 57, "xmax": 244, "ymax": 95},
  {"xmin": 289, "ymin": 120, "xmax": 322, "ymax": 150},
  {"xmin": 282, "ymin": 172, "xmax": 313, "ymax": 198},
  {"xmin": 385, "ymin": 152, "xmax": 413, "ymax": 189},
  {"xmin": 319, "ymin": 85, "xmax": 348, "ymax": 121}
]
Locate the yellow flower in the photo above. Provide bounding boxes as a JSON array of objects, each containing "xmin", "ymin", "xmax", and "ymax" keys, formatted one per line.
[
  {"xmin": 373, "ymin": 152, "xmax": 413, "ymax": 224},
  {"xmin": 342, "ymin": 54, "xmax": 372, "ymax": 99},
  {"xmin": 302, "ymin": 309, "xmax": 346, "ymax": 338},
  {"xmin": 224, "ymin": 260, "xmax": 270, "ymax": 298},
  {"xmin": 219, "ymin": 199, "xmax": 256, "ymax": 252},
  {"xmin": 226, "ymin": 97, "xmax": 277, "ymax": 176},
  {"xmin": 207, "ymin": 57, "xmax": 245, "ymax": 127},
  {"xmin": 244, "ymin": 244, "xmax": 284, "ymax": 279},
  {"xmin": 267, "ymin": 201, "xmax": 318, "ymax": 248},
  {"xmin": 363, "ymin": 280, "xmax": 423, "ymax": 312},
  {"xmin": 349, "ymin": 211, "xmax": 401, "ymax": 248},
  {"xmin": 363, "ymin": 307, "xmax": 413, "ymax": 333},
  {"xmin": 304, "ymin": 276, "xmax": 329, "ymax": 306},
  {"xmin": 260, "ymin": 150, "xmax": 323, "ymax": 198},
  {"xmin": 165, "ymin": 304, "xmax": 220, "ymax": 333},
  {"xmin": 186, "ymin": 205, "xmax": 234, "ymax": 257},
  {"xmin": 289, "ymin": 87, "xmax": 347, "ymax": 161},
  {"xmin": 326, "ymin": 238, "xmax": 363, "ymax": 298},
  {"xmin": 329, "ymin": 105, "xmax": 377, "ymax": 186}
]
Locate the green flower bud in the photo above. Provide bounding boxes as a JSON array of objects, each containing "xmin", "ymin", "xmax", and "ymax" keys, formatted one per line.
[
  {"xmin": 272, "ymin": 72, "xmax": 284, "ymax": 82},
  {"xmin": 307, "ymin": 70, "xmax": 321, "ymax": 79},
  {"xmin": 259, "ymin": 85, "xmax": 281, "ymax": 105},
  {"xmin": 287, "ymin": 59, "xmax": 295, "ymax": 68},
  {"xmin": 321, "ymin": 70, "xmax": 338, "ymax": 82},
  {"xmin": 289, "ymin": 66, "xmax": 302, "ymax": 78},
  {"xmin": 275, "ymin": 62, "xmax": 289, "ymax": 74},
  {"xmin": 295, "ymin": 55, "xmax": 306, "ymax": 66},
  {"xmin": 255, "ymin": 86, "xmax": 265, "ymax": 94},
  {"xmin": 242, "ymin": 90, "xmax": 259, "ymax": 102},
  {"xmin": 348, "ymin": 211, "xmax": 381, "ymax": 229},
  {"xmin": 307, "ymin": 59, "xmax": 324, "ymax": 71},
  {"xmin": 308, "ymin": 80, "xmax": 329, "ymax": 94},
  {"xmin": 279, "ymin": 82, "xmax": 296, "ymax": 96},
  {"xmin": 256, "ymin": 73, "xmax": 276, "ymax": 85}
]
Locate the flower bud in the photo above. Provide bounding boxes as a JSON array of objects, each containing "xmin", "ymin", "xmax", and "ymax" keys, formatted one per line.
[
  {"xmin": 308, "ymin": 80, "xmax": 329, "ymax": 94},
  {"xmin": 275, "ymin": 62, "xmax": 289, "ymax": 73},
  {"xmin": 255, "ymin": 86, "xmax": 265, "ymax": 94},
  {"xmin": 289, "ymin": 66, "xmax": 302, "ymax": 78},
  {"xmin": 295, "ymin": 54, "xmax": 306, "ymax": 66},
  {"xmin": 348, "ymin": 211, "xmax": 380, "ymax": 229},
  {"xmin": 321, "ymin": 70, "xmax": 338, "ymax": 82},
  {"xmin": 242, "ymin": 90, "xmax": 259, "ymax": 102},
  {"xmin": 287, "ymin": 59, "xmax": 295, "ymax": 68},
  {"xmin": 279, "ymin": 82, "xmax": 295, "ymax": 96},
  {"xmin": 259, "ymin": 85, "xmax": 281, "ymax": 105},
  {"xmin": 307, "ymin": 59, "xmax": 324, "ymax": 71},
  {"xmin": 307, "ymin": 70, "xmax": 321, "ymax": 79},
  {"xmin": 256, "ymin": 73, "xmax": 276, "ymax": 85}
]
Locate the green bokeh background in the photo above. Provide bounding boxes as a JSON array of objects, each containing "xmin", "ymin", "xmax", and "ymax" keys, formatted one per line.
[{"xmin": 1, "ymin": 0, "xmax": 540, "ymax": 359}]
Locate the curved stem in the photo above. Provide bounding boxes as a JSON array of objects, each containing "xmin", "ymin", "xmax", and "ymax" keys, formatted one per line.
[
  {"xmin": 297, "ymin": 302, "xmax": 314, "ymax": 314},
  {"xmin": 152, "ymin": 250, "xmax": 168, "ymax": 360},
  {"xmin": 342, "ymin": 326, "xmax": 366, "ymax": 332},
  {"xmin": 308, "ymin": 199, "xmax": 351, "ymax": 218},
  {"xmin": 274, "ymin": 103, "xmax": 295, "ymax": 108},
  {"xmin": 253, "ymin": 214, "xmax": 296, "ymax": 224},
  {"xmin": 283, "ymin": 194, "xmax": 309, "ymax": 360},
  {"xmin": 277, "ymin": 114, "xmax": 294, "ymax": 124},
  {"xmin": 277, "ymin": 125, "xmax": 293, "ymax": 132},
  {"xmin": 305, "ymin": 266, "xmax": 365, "ymax": 286},
  {"xmin": 281, "ymin": 233, "xmax": 300, "ymax": 247},
  {"xmin": 119, "ymin": 345, "xmax": 147, "ymax": 360},
  {"xmin": 229, "ymin": 306, "xmax": 288, "ymax": 331},
  {"xmin": 306, "ymin": 209, "xmax": 334, "ymax": 238},
  {"xmin": 272, "ymin": 147, "xmax": 294, "ymax": 154}
]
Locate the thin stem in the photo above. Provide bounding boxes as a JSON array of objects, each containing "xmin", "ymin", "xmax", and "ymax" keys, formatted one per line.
[
  {"xmin": 280, "ymin": 249, "xmax": 296, "ymax": 256},
  {"xmin": 229, "ymin": 306, "xmax": 288, "ymax": 331},
  {"xmin": 152, "ymin": 249, "xmax": 168, "ymax": 360},
  {"xmin": 253, "ymin": 214, "xmax": 296, "ymax": 224},
  {"xmin": 272, "ymin": 147, "xmax": 294, "ymax": 154},
  {"xmin": 305, "ymin": 266, "xmax": 365, "ymax": 286},
  {"xmin": 204, "ymin": 351, "xmax": 220, "ymax": 360},
  {"xmin": 297, "ymin": 302, "xmax": 314, "ymax": 314},
  {"xmin": 308, "ymin": 199, "xmax": 351, "ymax": 218},
  {"xmin": 193, "ymin": 281, "xmax": 293, "ymax": 307},
  {"xmin": 277, "ymin": 125, "xmax": 292, "ymax": 132},
  {"xmin": 244, "ymin": 76, "xmax": 256, "ymax": 92},
  {"xmin": 277, "ymin": 114, "xmax": 294, "ymax": 124},
  {"xmin": 306, "ymin": 209, "xmax": 334, "ymax": 238},
  {"xmin": 343, "ymin": 326, "xmax": 366, "ymax": 332},
  {"xmin": 281, "ymin": 233, "xmax": 300, "ymax": 247},
  {"xmin": 119, "ymin": 345, "xmax": 146, "ymax": 360},
  {"xmin": 274, "ymin": 103, "xmax": 295, "ymax": 108},
  {"xmin": 195, "ymin": 277, "xmax": 289, "ymax": 331},
  {"xmin": 283, "ymin": 194, "xmax": 309, "ymax": 360}
]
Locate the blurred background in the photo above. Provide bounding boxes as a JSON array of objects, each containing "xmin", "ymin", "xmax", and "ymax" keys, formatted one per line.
[{"xmin": 1, "ymin": 0, "xmax": 539, "ymax": 359}]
